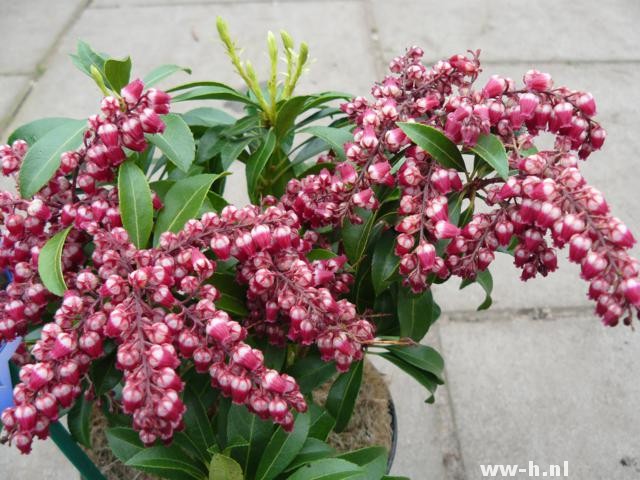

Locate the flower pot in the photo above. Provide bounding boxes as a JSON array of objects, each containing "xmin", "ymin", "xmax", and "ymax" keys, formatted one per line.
[{"xmin": 83, "ymin": 360, "xmax": 397, "ymax": 479}]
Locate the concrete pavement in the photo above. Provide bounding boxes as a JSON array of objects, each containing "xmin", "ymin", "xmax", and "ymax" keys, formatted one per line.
[{"xmin": 1, "ymin": 1, "xmax": 639, "ymax": 478}]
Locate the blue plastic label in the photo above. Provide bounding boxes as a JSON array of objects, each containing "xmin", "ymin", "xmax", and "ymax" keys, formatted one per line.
[{"xmin": 0, "ymin": 337, "xmax": 21, "ymax": 412}]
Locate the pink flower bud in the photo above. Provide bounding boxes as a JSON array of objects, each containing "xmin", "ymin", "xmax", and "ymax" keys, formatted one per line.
[
  {"xmin": 524, "ymin": 70, "xmax": 552, "ymax": 91},
  {"xmin": 415, "ymin": 241, "xmax": 436, "ymax": 270},
  {"xmin": 483, "ymin": 75, "xmax": 507, "ymax": 98},
  {"xmin": 581, "ymin": 251, "xmax": 608, "ymax": 280},
  {"xmin": 434, "ymin": 220, "xmax": 460, "ymax": 239},
  {"xmin": 139, "ymin": 108, "xmax": 165, "ymax": 134},
  {"xmin": 121, "ymin": 78, "xmax": 145, "ymax": 105},
  {"xmin": 576, "ymin": 92, "xmax": 596, "ymax": 117},
  {"xmin": 230, "ymin": 376, "xmax": 252, "ymax": 404},
  {"xmin": 97, "ymin": 123, "xmax": 120, "ymax": 147},
  {"xmin": 251, "ymin": 225, "xmax": 272, "ymax": 249},
  {"xmin": 232, "ymin": 344, "xmax": 264, "ymax": 371},
  {"xmin": 622, "ymin": 278, "xmax": 640, "ymax": 307},
  {"xmin": 553, "ymin": 102, "xmax": 573, "ymax": 128}
]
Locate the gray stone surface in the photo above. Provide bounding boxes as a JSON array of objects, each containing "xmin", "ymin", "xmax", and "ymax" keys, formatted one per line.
[
  {"xmin": 0, "ymin": 0, "xmax": 87, "ymax": 75},
  {"xmin": 0, "ymin": 76, "xmax": 30, "ymax": 134},
  {"xmin": 439, "ymin": 311, "xmax": 640, "ymax": 479},
  {"xmin": 371, "ymin": 0, "xmax": 640, "ymax": 64}
]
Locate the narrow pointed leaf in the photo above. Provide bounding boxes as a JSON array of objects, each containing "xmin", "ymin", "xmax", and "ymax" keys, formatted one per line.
[
  {"xmin": 38, "ymin": 226, "xmax": 73, "ymax": 296},
  {"xmin": 300, "ymin": 126, "xmax": 352, "ymax": 161},
  {"xmin": 146, "ymin": 113, "xmax": 195, "ymax": 172},
  {"xmin": 377, "ymin": 353, "xmax": 438, "ymax": 402},
  {"xmin": 397, "ymin": 287, "xmax": 440, "ymax": 341},
  {"xmin": 371, "ymin": 230, "xmax": 399, "ymax": 294},
  {"xmin": 8, "ymin": 117, "xmax": 75, "ymax": 145},
  {"xmin": 469, "ymin": 133, "xmax": 509, "ymax": 180},
  {"xmin": 460, "ymin": 269, "xmax": 493, "ymax": 310},
  {"xmin": 397, "ymin": 122, "xmax": 465, "ymax": 171},
  {"xmin": 124, "ymin": 446, "xmax": 205, "ymax": 480},
  {"xmin": 104, "ymin": 56, "xmax": 132, "ymax": 93},
  {"xmin": 326, "ymin": 360, "xmax": 363, "ymax": 432},
  {"xmin": 19, "ymin": 119, "xmax": 86, "ymax": 197},
  {"xmin": 245, "ymin": 129, "xmax": 276, "ymax": 197},
  {"xmin": 288, "ymin": 458, "xmax": 363, "ymax": 480},
  {"xmin": 337, "ymin": 446, "xmax": 387, "ymax": 479},
  {"xmin": 143, "ymin": 64, "xmax": 192, "ymax": 87},
  {"xmin": 255, "ymin": 413, "xmax": 310, "ymax": 480},
  {"xmin": 67, "ymin": 395, "xmax": 93, "ymax": 448},
  {"xmin": 118, "ymin": 161, "xmax": 153, "ymax": 248},
  {"xmin": 385, "ymin": 344, "xmax": 444, "ymax": 381},
  {"xmin": 106, "ymin": 427, "xmax": 144, "ymax": 463}
]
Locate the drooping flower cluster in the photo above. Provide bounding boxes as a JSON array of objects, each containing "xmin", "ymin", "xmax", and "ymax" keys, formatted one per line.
[
  {"xmin": 0, "ymin": 77, "xmax": 374, "ymax": 452},
  {"xmin": 285, "ymin": 46, "xmax": 639, "ymax": 326}
]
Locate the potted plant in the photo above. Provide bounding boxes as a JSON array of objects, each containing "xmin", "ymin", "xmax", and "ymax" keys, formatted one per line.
[{"xmin": 1, "ymin": 17, "xmax": 638, "ymax": 480}]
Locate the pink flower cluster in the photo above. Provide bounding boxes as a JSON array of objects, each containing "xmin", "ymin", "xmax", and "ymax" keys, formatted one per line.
[
  {"xmin": 0, "ymin": 78, "xmax": 374, "ymax": 452},
  {"xmin": 285, "ymin": 46, "xmax": 639, "ymax": 326}
]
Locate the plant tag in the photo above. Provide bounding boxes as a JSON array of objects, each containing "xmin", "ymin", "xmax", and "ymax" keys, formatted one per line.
[{"xmin": 0, "ymin": 337, "xmax": 21, "ymax": 412}]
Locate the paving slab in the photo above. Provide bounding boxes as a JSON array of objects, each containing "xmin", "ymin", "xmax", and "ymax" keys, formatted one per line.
[
  {"xmin": 0, "ymin": 427, "xmax": 77, "ymax": 480},
  {"xmin": 0, "ymin": 0, "xmax": 87, "ymax": 75},
  {"xmin": 0, "ymin": 75, "xmax": 30, "ymax": 134},
  {"xmin": 438, "ymin": 311, "xmax": 640, "ymax": 479},
  {"xmin": 371, "ymin": 0, "xmax": 640, "ymax": 64}
]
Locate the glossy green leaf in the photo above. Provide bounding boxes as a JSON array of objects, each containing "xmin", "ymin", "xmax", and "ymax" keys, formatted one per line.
[
  {"xmin": 377, "ymin": 353, "xmax": 438, "ymax": 403},
  {"xmin": 106, "ymin": 427, "xmax": 144, "ymax": 463},
  {"xmin": 275, "ymin": 95, "xmax": 309, "ymax": 138},
  {"xmin": 307, "ymin": 249, "xmax": 339, "ymax": 261},
  {"xmin": 460, "ymin": 269, "xmax": 493, "ymax": 310},
  {"xmin": 397, "ymin": 122, "xmax": 465, "ymax": 171},
  {"xmin": 286, "ymin": 438, "xmax": 336, "ymax": 472},
  {"xmin": 326, "ymin": 360, "xmax": 363, "ymax": 432},
  {"xmin": 337, "ymin": 446, "xmax": 387, "ymax": 479},
  {"xmin": 288, "ymin": 458, "xmax": 363, "ymax": 480},
  {"xmin": 245, "ymin": 129, "xmax": 276, "ymax": 197},
  {"xmin": 104, "ymin": 56, "xmax": 132, "ymax": 93},
  {"xmin": 342, "ymin": 208, "xmax": 377, "ymax": 263},
  {"xmin": 209, "ymin": 453, "xmax": 244, "ymax": 480},
  {"xmin": 288, "ymin": 351, "xmax": 337, "ymax": 394},
  {"xmin": 256, "ymin": 413, "xmax": 310, "ymax": 480},
  {"xmin": 143, "ymin": 64, "xmax": 192, "ymax": 87},
  {"xmin": 146, "ymin": 113, "xmax": 195, "ymax": 172},
  {"xmin": 308, "ymin": 405, "xmax": 336, "ymax": 441},
  {"xmin": 182, "ymin": 107, "xmax": 235, "ymax": 128},
  {"xmin": 226, "ymin": 404, "xmax": 274, "ymax": 477},
  {"xmin": 303, "ymin": 91, "xmax": 352, "ymax": 111},
  {"xmin": 300, "ymin": 126, "xmax": 352, "ymax": 161},
  {"xmin": 118, "ymin": 161, "xmax": 153, "ymax": 248},
  {"xmin": 70, "ymin": 40, "xmax": 109, "ymax": 83},
  {"xmin": 38, "ymin": 226, "xmax": 73, "ymax": 296},
  {"xmin": 8, "ymin": 117, "xmax": 75, "ymax": 145},
  {"xmin": 397, "ymin": 288, "xmax": 440, "ymax": 341},
  {"xmin": 67, "ymin": 395, "xmax": 93, "ymax": 448},
  {"xmin": 385, "ymin": 344, "xmax": 444, "ymax": 381},
  {"xmin": 153, "ymin": 173, "xmax": 224, "ymax": 245},
  {"xmin": 183, "ymin": 386, "xmax": 216, "ymax": 457},
  {"xmin": 221, "ymin": 138, "xmax": 252, "ymax": 169},
  {"xmin": 125, "ymin": 446, "xmax": 205, "ymax": 480},
  {"xmin": 168, "ymin": 81, "xmax": 259, "ymax": 106},
  {"xmin": 371, "ymin": 230, "xmax": 399, "ymax": 295},
  {"xmin": 19, "ymin": 119, "xmax": 86, "ymax": 197},
  {"xmin": 469, "ymin": 133, "xmax": 509, "ymax": 180}
]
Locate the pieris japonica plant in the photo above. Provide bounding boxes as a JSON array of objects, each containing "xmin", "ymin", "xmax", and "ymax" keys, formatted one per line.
[{"xmin": 1, "ymin": 15, "xmax": 638, "ymax": 480}]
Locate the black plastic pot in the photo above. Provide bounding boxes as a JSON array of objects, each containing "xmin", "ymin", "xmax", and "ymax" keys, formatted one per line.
[{"xmin": 387, "ymin": 398, "xmax": 398, "ymax": 472}]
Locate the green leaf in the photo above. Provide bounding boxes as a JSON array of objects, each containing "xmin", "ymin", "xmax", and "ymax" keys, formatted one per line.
[
  {"xmin": 341, "ymin": 208, "xmax": 377, "ymax": 263},
  {"xmin": 307, "ymin": 249, "xmax": 339, "ymax": 261},
  {"xmin": 168, "ymin": 81, "xmax": 259, "ymax": 106},
  {"xmin": 245, "ymin": 129, "xmax": 276, "ymax": 199},
  {"xmin": 308, "ymin": 405, "xmax": 336, "ymax": 441},
  {"xmin": 275, "ymin": 95, "xmax": 309, "ymax": 138},
  {"xmin": 460, "ymin": 269, "xmax": 493, "ymax": 310},
  {"xmin": 469, "ymin": 133, "xmax": 509, "ymax": 180},
  {"xmin": 118, "ymin": 161, "xmax": 153, "ymax": 248},
  {"xmin": 326, "ymin": 360, "xmax": 363, "ymax": 432},
  {"xmin": 125, "ymin": 446, "xmax": 205, "ymax": 480},
  {"xmin": 303, "ymin": 91, "xmax": 352, "ymax": 111},
  {"xmin": 104, "ymin": 56, "xmax": 132, "ymax": 93},
  {"xmin": 146, "ymin": 113, "xmax": 195, "ymax": 173},
  {"xmin": 377, "ymin": 353, "xmax": 438, "ymax": 403},
  {"xmin": 183, "ymin": 385, "xmax": 216, "ymax": 458},
  {"xmin": 209, "ymin": 453, "xmax": 244, "ymax": 480},
  {"xmin": 38, "ymin": 226, "xmax": 73, "ymax": 296},
  {"xmin": 385, "ymin": 344, "xmax": 444, "ymax": 382},
  {"xmin": 256, "ymin": 413, "xmax": 310, "ymax": 480},
  {"xmin": 143, "ymin": 64, "xmax": 192, "ymax": 87},
  {"xmin": 71, "ymin": 40, "xmax": 109, "ymax": 83},
  {"xmin": 90, "ymin": 348, "xmax": 122, "ymax": 396},
  {"xmin": 397, "ymin": 122, "xmax": 465, "ymax": 171},
  {"xmin": 397, "ymin": 288, "xmax": 440, "ymax": 341},
  {"xmin": 288, "ymin": 458, "xmax": 363, "ymax": 480},
  {"xmin": 153, "ymin": 173, "xmax": 223, "ymax": 245},
  {"xmin": 106, "ymin": 427, "xmax": 144, "ymax": 463},
  {"xmin": 19, "ymin": 119, "xmax": 86, "ymax": 197},
  {"xmin": 286, "ymin": 438, "xmax": 336, "ymax": 472},
  {"xmin": 226, "ymin": 404, "xmax": 274, "ymax": 477},
  {"xmin": 182, "ymin": 107, "xmax": 235, "ymax": 128},
  {"xmin": 300, "ymin": 126, "xmax": 352, "ymax": 161},
  {"xmin": 288, "ymin": 351, "xmax": 337, "ymax": 394},
  {"xmin": 67, "ymin": 395, "xmax": 93, "ymax": 448},
  {"xmin": 8, "ymin": 117, "xmax": 75, "ymax": 145},
  {"xmin": 371, "ymin": 230, "xmax": 399, "ymax": 295},
  {"xmin": 337, "ymin": 446, "xmax": 387, "ymax": 479}
]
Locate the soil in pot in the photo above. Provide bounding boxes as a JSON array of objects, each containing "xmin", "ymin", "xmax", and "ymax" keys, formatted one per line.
[{"xmin": 84, "ymin": 360, "xmax": 393, "ymax": 479}]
